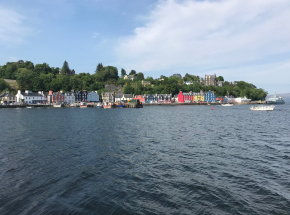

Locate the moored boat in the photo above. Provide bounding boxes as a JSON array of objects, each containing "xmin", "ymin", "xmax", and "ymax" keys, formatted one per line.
[
  {"xmin": 96, "ymin": 102, "xmax": 103, "ymax": 108},
  {"xmin": 53, "ymin": 103, "xmax": 64, "ymax": 108},
  {"xmin": 221, "ymin": 104, "xmax": 233, "ymax": 106},
  {"xmin": 80, "ymin": 102, "xmax": 87, "ymax": 108},
  {"xmin": 117, "ymin": 102, "xmax": 123, "ymax": 108},
  {"xmin": 250, "ymin": 105, "xmax": 275, "ymax": 111},
  {"xmin": 103, "ymin": 102, "xmax": 116, "ymax": 109}
]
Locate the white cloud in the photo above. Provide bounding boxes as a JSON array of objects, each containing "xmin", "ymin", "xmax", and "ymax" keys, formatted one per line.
[
  {"xmin": 0, "ymin": 6, "xmax": 32, "ymax": 46},
  {"xmin": 92, "ymin": 32, "xmax": 100, "ymax": 38},
  {"xmin": 115, "ymin": 0, "xmax": 290, "ymax": 92}
]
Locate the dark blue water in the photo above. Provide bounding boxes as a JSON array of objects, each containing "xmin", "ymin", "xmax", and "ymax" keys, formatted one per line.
[{"xmin": 0, "ymin": 104, "xmax": 290, "ymax": 214}]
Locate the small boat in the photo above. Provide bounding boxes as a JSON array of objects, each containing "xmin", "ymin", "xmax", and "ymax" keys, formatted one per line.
[
  {"xmin": 80, "ymin": 102, "xmax": 87, "ymax": 108},
  {"xmin": 221, "ymin": 104, "xmax": 233, "ymax": 106},
  {"xmin": 117, "ymin": 102, "xmax": 123, "ymax": 108},
  {"xmin": 103, "ymin": 102, "xmax": 116, "ymax": 109},
  {"xmin": 250, "ymin": 105, "xmax": 275, "ymax": 111},
  {"xmin": 27, "ymin": 106, "xmax": 33, "ymax": 108},
  {"xmin": 53, "ymin": 103, "xmax": 64, "ymax": 108},
  {"xmin": 96, "ymin": 103, "xmax": 103, "ymax": 108}
]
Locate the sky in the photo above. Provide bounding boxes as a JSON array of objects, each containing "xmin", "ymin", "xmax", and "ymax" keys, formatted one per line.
[{"xmin": 0, "ymin": 0, "xmax": 289, "ymax": 94}]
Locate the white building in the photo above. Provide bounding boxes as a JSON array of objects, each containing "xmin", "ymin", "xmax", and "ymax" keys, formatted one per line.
[
  {"xmin": 124, "ymin": 75, "xmax": 134, "ymax": 80},
  {"xmin": 64, "ymin": 92, "xmax": 75, "ymax": 104},
  {"xmin": 235, "ymin": 96, "xmax": 251, "ymax": 103},
  {"xmin": 15, "ymin": 90, "xmax": 47, "ymax": 104},
  {"xmin": 183, "ymin": 81, "xmax": 193, "ymax": 85}
]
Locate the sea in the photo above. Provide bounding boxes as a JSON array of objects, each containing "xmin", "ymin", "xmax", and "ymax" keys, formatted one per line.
[{"xmin": 0, "ymin": 104, "xmax": 290, "ymax": 215}]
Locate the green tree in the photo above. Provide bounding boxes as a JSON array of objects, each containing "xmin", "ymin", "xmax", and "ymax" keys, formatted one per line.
[
  {"xmin": 34, "ymin": 63, "xmax": 51, "ymax": 74},
  {"xmin": 16, "ymin": 68, "xmax": 36, "ymax": 90},
  {"xmin": 216, "ymin": 76, "xmax": 224, "ymax": 82},
  {"xmin": 123, "ymin": 85, "xmax": 134, "ymax": 94},
  {"xmin": 129, "ymin": 70, "xmax": 136, "ymax": 75},
  {"xmin": 136, "ymin": 72, "xmax": 144, "ymax": 81},
  {"xmin": 0, "ymin": 78, "xmax": 11, "ymax": 92},
  {"xmin": 61, "ymin": 61, "xmax": 70, "ymax": 75},
  {"xmin": 96, "ymin": 63, "xmax": 103, "ymax": 73},
  {"xmin": 121, "ymin": 68, "xmax": 126, "ymax": 77},
  {"xmin": 171, "ymin": 73, "xmax": 182, "ymax": 79}
]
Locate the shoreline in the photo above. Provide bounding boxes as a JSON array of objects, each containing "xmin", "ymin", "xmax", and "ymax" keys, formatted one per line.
[{"xmin": 0, "ymin": 101, "xmax": 266, "ymax": 108}]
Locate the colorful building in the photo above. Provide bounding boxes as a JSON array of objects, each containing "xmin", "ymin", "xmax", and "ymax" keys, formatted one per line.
[
  {"xmin": 133, "ymin": 95, "xmax": 145, "ymax": 103},
  {"xmin": 204, "ymin": 90, "xmax": 216, "ymax": 102},
  {"xmin": 144, "ymin": 95, "xmax": 157, "ymax": 103},
  {"xmin": 87, "ymin": 91, "xmax": 100, "ymax": 102},
  {"xmin": 156, "ymin": 94, "xmax": 172, "ymax": 103}
]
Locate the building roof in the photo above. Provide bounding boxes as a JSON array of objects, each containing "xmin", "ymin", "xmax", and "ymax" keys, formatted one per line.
[
  {"xmin": 22, "ymin": 92, "xmax": 44, "ymax": 97},
  {"xmin": 0, "ymin": 91, "xmax": 15, "ymax": 98},
  {"xmin": 123, "ymin": 94, "xmax": 132, "ymax": 98}
]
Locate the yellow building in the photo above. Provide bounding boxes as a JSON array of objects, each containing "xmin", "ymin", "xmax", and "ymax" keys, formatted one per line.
[{"xmin": 193, "ymin": 91, "xmax": 204, "ymax": 102}]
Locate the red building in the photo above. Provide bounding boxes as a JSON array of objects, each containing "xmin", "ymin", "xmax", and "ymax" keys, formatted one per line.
[
  {"xmin": 178, "ymin": 91, "xmax": 193, "ymax": 103},
  {"xmin": 178, "ymin": 91, "xmax": 184, "ymax": 103},
  {"xmin": 48, "ymin": 91, "xmax": 65, "ymax": 103},
  {"xmin": 133, "ymin": 95, "xmax": 145, "ymax": 103}
]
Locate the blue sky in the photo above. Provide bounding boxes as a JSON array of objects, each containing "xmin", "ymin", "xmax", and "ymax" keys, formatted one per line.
[{"xmin": 1, "ymin": 0, "xmax": 289, "ymax": 94}]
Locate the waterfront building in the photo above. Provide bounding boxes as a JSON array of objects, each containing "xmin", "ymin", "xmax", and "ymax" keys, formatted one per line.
[
  {"xmin": 87, "ymin": 91, "xmax": 99, "ymax": 102},
  {"xmin": 115, "ymin": 92, "xmax": 123, "ymax": 102},
  {"xmin": 183, "ymin": 92, "xmax": 194, "ymax": 103},
  {"xmin": 0, "ymin": 91, "xmax": 16, "ymax": 104},
  {"xmin": 177, "ymin": 92, "xmax": 194, "ymax": 103},
  {"xmin": 235, "ymin": 96, "xmax": 251, "ymax": 103},
  {"xmin": 16, "ymin": 90, "xmax": 47, "ymax": 104},
  {"xmin": 156, "ymin": 94, "xmax": 172, "ymax": 103},
  {"xmin": 102, "ymin": 92, "xmax": 114, "ymax": 103},
  {"xmin": 193, "ymin": 91, "xmax": 205, "ymax": 102},
  {"xmin": 121, "ymin": 94, "xmax": 132, "ymax": 102},
  {"xmin": 204, "ymin": 90, "xmax": 216, "ymax": 102},
  {"xmin": 47, "ymin": 91, "xmax": 65, "ymax": 104},
  {"xmin": 133, "ymin": 95, "xmax": 145, "ymax": 103},
  {"xmin": 64, "ymin": 92, "xmax": 76, "ymax": 104},
  {"xmin": 74, "ymin": 90, "xmax": 88, "ymax": 102},
  {"xmin": 215, "ymin": 97, "xmax": 225, "ymax": 102},
  {"xmin": 144, "ymin": 95, "xmax": 157, "ymax": 103},
  {"xmin": 204, "ymin": 74, "xmax": 216, "ymax": 86}
]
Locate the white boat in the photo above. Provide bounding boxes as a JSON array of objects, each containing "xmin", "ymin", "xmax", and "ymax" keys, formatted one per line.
[
  {"xmin": 221, "ymin": 104, "xmax": 233, "ymax": 106},
  {"xmin": 250, "ymin": 105, "xmax": 275, "ymax": 111},
  {"xmin": 53, "ymin": 103, "xmax": 64, "ymax": 108},
  {"xmin": 80, "ymin": 102, "xmax": 87, "ymax": 108}
]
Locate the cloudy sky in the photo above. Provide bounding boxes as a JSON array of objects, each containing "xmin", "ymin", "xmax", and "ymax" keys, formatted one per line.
[{"xmin": 0, "ymin": 0, "xmax": 289, "ymax": 94}]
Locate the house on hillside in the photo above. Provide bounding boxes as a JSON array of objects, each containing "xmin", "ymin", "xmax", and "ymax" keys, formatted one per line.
[
  {"xmin": 124, "ymin": 75, "xmax": 134, "ymax": 80},
  {"xmin": 204, "ymin": 74, "xmax": 216, "ymax": 86}
]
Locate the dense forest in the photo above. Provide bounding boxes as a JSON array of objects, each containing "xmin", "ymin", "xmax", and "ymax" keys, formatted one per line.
[{"xmin": 0, "ymin": 60, "xmax": 267, "ymax": 100}]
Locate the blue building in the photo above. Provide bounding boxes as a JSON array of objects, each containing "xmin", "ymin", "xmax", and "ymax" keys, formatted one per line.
[
  {"xmin": 87, "ymin": 91, "xmax": 100, "ymax": 102},
  {"xmin": 204, "ymin": 90, "xmax": 216, "ymax": 102},
  {"xmin": 145, "ymin": 95, "xmax": 157, "ymax": 103}
]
